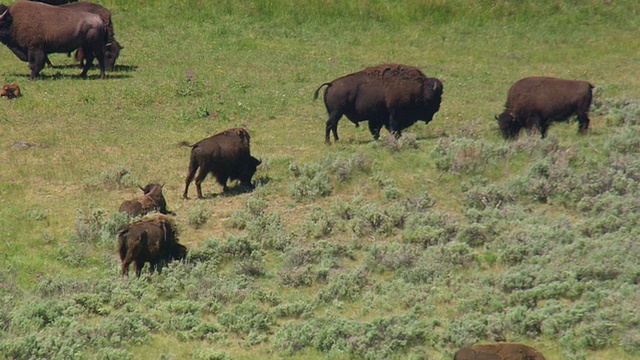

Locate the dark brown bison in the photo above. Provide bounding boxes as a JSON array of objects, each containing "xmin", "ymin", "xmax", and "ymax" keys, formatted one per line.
[
  {"xmin": 118, "ymin": 183, "xmax": 169, "ymax": 218},
  {"xmin": 183, "ymin": 127, "xmax": 261, "ymax": 199},
  {"xmin": 314, "ymin": 64, "xmax": 443, "ymax": 144},
  {"xmin": 0, "ymin": 82, "xmax": 21, "ymax": 98},
  {"xmin": 118, "ymin": 214, "xmax": 187, "ymax": 277},
  {"xmin": 60, "ymin": 1, "xmax": 121, "ymax": 70},
  {"xmin": 496, "ymin": 76, "xmax": 594, "ymax": 139},
  {"xmin": 454, "ymin": 343, "xmax": 546, "ymax": 360},
  {"xmin": 0, "ymin": 1, "xmax": 107, "ymax": 79}
]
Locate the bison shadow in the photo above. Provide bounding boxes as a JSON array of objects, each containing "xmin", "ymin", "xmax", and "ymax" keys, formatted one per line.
[
  {"xmin": 7, "ymin": 72, "xmax": 133, "ymax": 80},
  {"xmin": 201, "ymin": 182, "xmax": 263, "ymax": 199}
]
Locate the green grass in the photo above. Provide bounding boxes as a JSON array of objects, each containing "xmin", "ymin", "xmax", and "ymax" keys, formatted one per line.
[{"xmin": 1, "ymin": 0, "xmax": 640, "ymax": 359}]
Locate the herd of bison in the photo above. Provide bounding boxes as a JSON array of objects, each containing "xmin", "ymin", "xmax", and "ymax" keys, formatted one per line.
[{"xmin": 1, "ymin": 1, "xmax": 601, "ymax": 358}]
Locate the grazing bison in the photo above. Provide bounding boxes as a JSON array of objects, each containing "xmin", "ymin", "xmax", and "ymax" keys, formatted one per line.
[
  {"xmin": 496, "ymin": 76, "xmax": 594, "ymax": 139},
  {"xmin": 118, "ymin": 214, "xmax": 187, "ymax": 277},
  {"xmin": 0, "ymin": 82, "xmax": 21, "ymax": 98},
  {"xmin": 0, "ymin": 1, "xmax": 107, "ymax": 79},
  {"xmin": 454, "ymin": 343, "xmax": 546, "ymax": 360},
  {"xmin": 118, "ymin": 183, "xmax": 169, "ymax": 218},
  {"xmin": 314, "ymin": 64, "xmax": 443, "ymax": 144},
  {"xmin": 60, "ymin": 1, "xmax": 121, "ymax": 70},
  {"xmin": 183, "ymin": 127, "xmax": 261, "ymax": 199}
]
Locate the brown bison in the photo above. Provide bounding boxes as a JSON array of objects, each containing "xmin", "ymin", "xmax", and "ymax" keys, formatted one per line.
[
  {"xmin": 314, "ymin": 63, "xmax": 443, "ymax": 144},
  {"xmin": 60, "ymin": 1, "xmax": 121, "ymax": 70},
  {"xmin": 0, "ymin": 82, "xmax": 21, "ymax": 98},
  {"xmin": 496, "ymin": 76, "xmax": 594, "ymax": 139},
  {"xmin": 118, "ymin": 214, "xmax": 187, "ymax": 277},
  {"xmin": 0, "ymin": 0, "xmax": 108, "ymax": 79},
  {"xmin": 118, "ymin": 183, "xmax": 169, "ymax": 218},
  {"xmin": 454, "ymin": 343, "xmax": 546, "ymax": 360},
  {"xmin": 183, "ymin": 127, "xmax": 261, "ymax": 199}
]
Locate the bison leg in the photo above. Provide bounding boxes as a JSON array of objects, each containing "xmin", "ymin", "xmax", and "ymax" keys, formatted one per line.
[
  {"xmin": 577, "ymin": 113, "xmax": 590, "ymax": 134},
  {"xmin": 368, "ymin": 120, "xmax": 383, "ymax": 140},
  {"xmin": 325, "ymin": 112, "xmax": 343, "ymax": 144},
  {"xmin": 134, "ymin": 260, "xmax": 144, "ymax": 278},
  {"xmin": 216, "ymin": 174, "xmax": 230, "ymax": 192},
  {"xmin": 121, "ymin": 261, "xmax": 130, "ymax": 276},
  {"xmin": 28, "ymin": 50, "xmax": 47, "ymax": 80},
  {"xmin": 194, "ymin": 168, "xmax": 210, "ymax": 199},
  {"xmin": 388, "ymin": 112, "xmax": 402, "ymax": 139},
  {"xmin": 183, "ymin": 156, "xmax": 200, "ymax": 199}
]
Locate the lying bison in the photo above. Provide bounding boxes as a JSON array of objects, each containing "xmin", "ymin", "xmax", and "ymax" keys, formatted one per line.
[
  {"xmin": 0, "ymin": 1, "xmax": 107, "ymax": 79},
  {"xmin": 118, "ymin": 183, "xmax": 169, "ymax": 218},
  {"xmin": 454, "ymin": 343, "xmax": 546, "ymax": 360},
  {"xmin": 183, "ymin": 127, "xmax": 261, "ymax": 199},
  {"xmin": 118, "ymin": 214, "xmax": 187, "ymax": 277},
  {"xmin": 496, "ymin": 76, "xmax": 594, "ymax": 139},
  {"xmin": 314, "ymin": 64, "xmax": 443, "ymax": 144},
  {"xmin": 0, "ymin": 82, "xmax": 20, "ymax": 98}
]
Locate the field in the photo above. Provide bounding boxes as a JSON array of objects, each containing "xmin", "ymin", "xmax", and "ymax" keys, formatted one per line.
[{"xmin": 1, "ymin": 0, "xmax": 640, "ymax": 359}]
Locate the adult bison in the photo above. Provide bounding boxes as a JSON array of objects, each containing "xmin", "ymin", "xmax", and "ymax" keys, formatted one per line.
[
  {"xmin": 118, "ymin": 214, "xmax": 187, "ymax": 277},
  {"xmin": 496, "ymin": 76, "xmax": 594, "ymax": 139},
  {"xmin": 118, "ymin": 183, "xmax": 169, "ymax": 218},
  {"xmin": 60, "ymin": 1, "xmax": 121, "ymax": 70},
  {"xmin": 30, "ymin": 0, "xmax": 77, "ymax": 4},
  {"xmin": 182, "ymin": 127, "xmax": 261, "ymax": 199},
  {"xmin": 454, "ymin": 343, "xmax": 546, "ymax": 360},
  {"xmin": 0, "ymin": 0, "xmax": 107, "ymax": 79},
  {"xmin": 314, "ymin": 64, "xmax": 443, "ymax": 144}
]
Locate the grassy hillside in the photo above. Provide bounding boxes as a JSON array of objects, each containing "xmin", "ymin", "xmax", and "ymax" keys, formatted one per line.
[{"xmin": 1, "ymin": 1, "xmax": 640, "ymax": 359}]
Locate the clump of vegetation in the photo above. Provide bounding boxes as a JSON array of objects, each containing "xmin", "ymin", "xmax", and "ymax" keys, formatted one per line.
[{"xmin": 187, "ymin": 201, "xmax": 211, "ymax": 228}]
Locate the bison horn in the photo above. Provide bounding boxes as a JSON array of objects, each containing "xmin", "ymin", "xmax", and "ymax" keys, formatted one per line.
[
  {"xmin": 138, "ymin": 185, "xmax": 145, "ymax": 191},
  {"xmin": 0, "ymin": 9, "xmax": 7, "ymax": 19}
]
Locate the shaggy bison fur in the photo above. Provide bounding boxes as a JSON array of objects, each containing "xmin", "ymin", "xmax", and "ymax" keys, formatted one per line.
[
  {"xmin": 314, "ymin": 63, "xmax": 443, "ymax": 144},
  {"xmin": 183, "ymin": 127, "xmax": 261, "ymax": 199},
  {"xmin": 496, "ymin": 76, "xmax": 594, "ymax": 139},
  {"xmin": 118, "ymin": 214, "xmax": 187, "ymax": 277},
  {"xmin": 454, "ymin": 343, "xmax": 546, "ymax": 360}
]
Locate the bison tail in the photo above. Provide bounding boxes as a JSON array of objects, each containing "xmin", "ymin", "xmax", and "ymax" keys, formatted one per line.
[
  {"xmin": 118, "ymin": 229, "xmax": 129, "ymax": 261},
  {"xmin": 313, "ymin": 82, "xmax": 331, "ymax": 101},
  {"xmin": 178, "ymin": 141, "xmax": 196, "ymax": 147}
]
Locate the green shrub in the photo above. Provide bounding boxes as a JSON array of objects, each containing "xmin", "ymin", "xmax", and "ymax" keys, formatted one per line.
[
  {"xmin": 289, "ymin": 161, "xmax": 333, "ymax": 201},
  {"xmin": 187, "ymin": 200, "xmax": 211, "ymax": 228}
]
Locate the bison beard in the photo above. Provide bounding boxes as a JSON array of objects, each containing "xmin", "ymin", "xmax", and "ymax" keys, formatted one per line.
[
  {"xmin": 314, "ymin": 64, "xmax": 443, "ymax": 144},
  {"xmin": 118, "ymin": 215, "xmax": 187, "ymax": 277},
  {"xmin": 454, "ymin": 342, "xmax": 546, "ymax": 360},
  {"xmin": 0, "ymin": 1, "xmax": 108, "ymax": 79},
  {"xmin": 496, "ymin": 76, "xmax": 594, "ymax": 139},
  {"xmin": 183, "ymin": 127, "xmax": 261, "ymax": 199}
]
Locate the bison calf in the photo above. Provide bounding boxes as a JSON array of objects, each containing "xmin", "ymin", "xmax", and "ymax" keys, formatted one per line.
[
  {"xmin": 118, "ymin": 214, "xmax": 187, "ymax": 277},
  {"xmin": 454, "ymin": 342, "xmax": 546, "ymax": 360},
  {"xmin": 0, "ymin": 82, "xmax": 20, "ymax": 98},
  {"xmin": 314, "ymin": 63, "xmax": 443, "ymax": 144},
  {"xmin": 496, "ymin": 76, "xmax": 594, "ymax": 139},
  {"xmin": 183, "ymin": 127, "xmax": 261, "ymax": 199},
  {"xmin": 118, "ymin": 183, "xmax": 169, "ymax": 218}
]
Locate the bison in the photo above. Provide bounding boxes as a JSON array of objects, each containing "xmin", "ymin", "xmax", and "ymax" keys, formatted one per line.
[
  {"xmin": 454, "ymin": 343, "xmax": 546, "ymax": 360},
  {"xmin": 60, "ymin": 1, "xmax": 121, "ymax": 70},
  {"xmin": 118, "ymin": 183, "xmax": 169, "ymax": 218},
  {"xmin": 0, "ymin": 0, "xmax": 108, "ymax": 79},
  {"xmin": 496, "ymin": 76, "xmax": 594, "ymax": 139},
  {"xmin": 0, "ymin": 82, "xmax": 21, "ymax": 98},
  {"xmin": 183, "ymin": 127, "xmax": 261, "ymax": 199},
  {"xmin": 314, "ymin": 63, "xmax": 443, "ymax": 144},
  {"xmin": 118, "ymin": 214, "xmax": 187, "ymax": 277},
  {"xmin": 29, "ymin": 0, "xmax": 77, "ymax": 4}
]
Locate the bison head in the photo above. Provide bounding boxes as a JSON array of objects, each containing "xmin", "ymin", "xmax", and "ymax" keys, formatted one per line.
[
  {"xmin": 496, "ymin": 112, "xmax": 522, "ymax": 139},
  {"xmin": 421, "ymin": 78, "xmax": 443, "ymax": 123},
  {"xmin": 239, "ymin": 156, "xmax": 261, "ymax": 188},
  {"xmin": 0, "ymin": 6, "xmax": 12, "ymax": 35},
  {"xmin": 104, "ymin": 40, "xmax": 122, "ymax": 71}
]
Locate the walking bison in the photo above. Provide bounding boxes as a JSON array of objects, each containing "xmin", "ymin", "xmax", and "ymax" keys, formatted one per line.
[
  {"xmin": 454, "ymin": 343, "xmax": 546, "ymax": 360},
  {"xmin": 183, "ymin": 127, "xmax": 261, "ymax": 199},
  {"xmin": 118, "ymin": 183, "xmax": 169, "ymax": 218},
  {"xmin": 314, "ymin": 64, "xmax": 443, "ymax": 144},
  {"xmin": 118, "ymin": 214, "xmax": 187, "ymax": 277},
  {"xmin": 496, "ymin": 76, "xmax": 594, "ymax": 139},
  {"xmin": 0, "ymin": 0, "xmax": 108, "ymax": 79}
]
